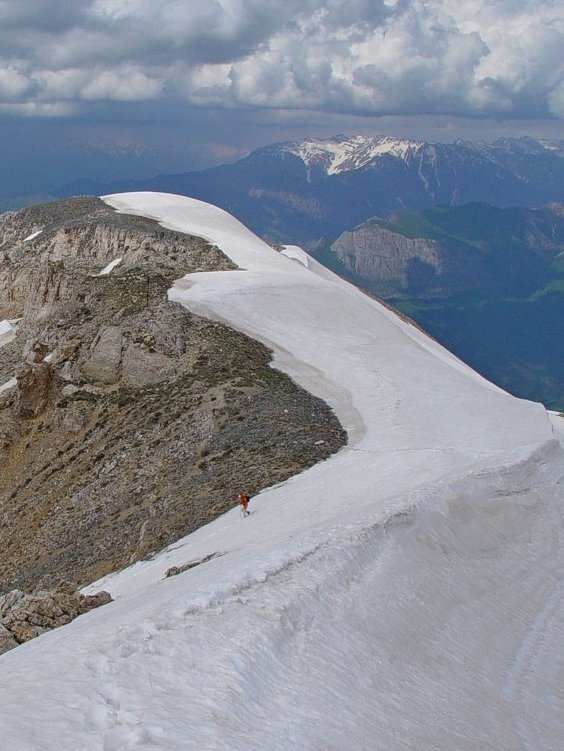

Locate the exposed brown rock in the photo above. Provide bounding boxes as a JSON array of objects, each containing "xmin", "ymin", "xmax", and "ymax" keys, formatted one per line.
[
  {"xmin": 0, "ymin": 624, "xmax": 17, "ymax": 653},
  {"xmin": 0, "ymin": 197, "xmax": 347, "ymax": 594},
  {"xmin": 16, "ymin": 356, "xmax": 52, "ymax": 418},
  {"xmin": 0, "ymin": 588, "xmax": 112, "ymax": 655},
  {"xmin": 164, "ymin": 552, "xmax": 220, "ymax": 578},
  {"xmin": 81, "ymin": 326, "xmax": 124, "ymax": 383}
]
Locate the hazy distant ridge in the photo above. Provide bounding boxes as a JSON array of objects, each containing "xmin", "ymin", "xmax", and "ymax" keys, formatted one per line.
[{"xmin": 62, "ymin": 134, "xmax": 564, "ymax": 246}]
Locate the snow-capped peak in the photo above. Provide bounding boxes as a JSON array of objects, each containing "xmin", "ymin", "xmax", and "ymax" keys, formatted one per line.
[{"xmin": 284, "ymin": 134, "xmax": 424, "ymax": 175}]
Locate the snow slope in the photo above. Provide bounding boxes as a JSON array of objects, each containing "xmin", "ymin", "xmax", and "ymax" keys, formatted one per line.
[{"xmin": 1, "ymin": 192, "xmax": 563, "ymax": 750}]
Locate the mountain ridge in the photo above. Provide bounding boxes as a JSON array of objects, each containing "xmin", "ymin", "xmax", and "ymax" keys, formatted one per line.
[
  {"xmin": 57, "ymin": 134, "xmax": 564, "ymax": 246},
  {"xmin": 273, "ymin": 133, "xmax": 563, "ymax": 179},
  {"xmin": 0, "ymin": 197, "xmax": 344, "ymax": 593}
]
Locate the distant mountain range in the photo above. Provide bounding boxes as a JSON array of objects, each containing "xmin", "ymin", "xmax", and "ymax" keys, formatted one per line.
[
  {"xmin": 55, "ymin": 134, "xmax": 564, "ymax": 407},
  {"xmin": 314, "ymin": 202, "xmax": 564, "ymax": 409},
  {"xmin": 59, "ymin": 134, "xmax": 564, "ymax": 247}
]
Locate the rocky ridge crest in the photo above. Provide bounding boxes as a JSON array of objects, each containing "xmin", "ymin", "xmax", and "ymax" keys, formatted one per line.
[{"xmin": 0, "ymin": 197, "xmax": 346, "ymax": 599}]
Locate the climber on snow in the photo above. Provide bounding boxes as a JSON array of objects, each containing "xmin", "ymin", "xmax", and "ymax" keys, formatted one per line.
[{"xmin": 238, "ymin": 491, "xmax": 251, "ymax": 518}]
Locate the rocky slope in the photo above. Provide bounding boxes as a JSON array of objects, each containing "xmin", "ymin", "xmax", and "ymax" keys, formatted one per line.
[
  {"xmin": 327, "ymin": 203, "xmax": 564, "ymax": 296},
  {"xmin": 0, "ymin": 197, "xmax": 346, "ymax": 594},
  {"xmin": 0, "ymin": 587, "xmax": 111, "ymax": 655}
]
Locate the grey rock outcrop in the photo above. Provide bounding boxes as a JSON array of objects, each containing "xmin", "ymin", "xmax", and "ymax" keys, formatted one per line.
[
  {"xmin": 121, "ymin": 343, "xmax": 176, "ymax": 388},
  {"xmin": 0, "ymin": 588, "xmax": 112, "ymax": 655},
  {"xmin": 331, "ymin": 223, "xmax": 442, "ymax": 290},
  {"xmin": 81, "ymin": 326, "xmax": 124, "ymax": 384},
  {"xmin": 16, "ymin": 361, "xmax": 52, "ymax": 417}
]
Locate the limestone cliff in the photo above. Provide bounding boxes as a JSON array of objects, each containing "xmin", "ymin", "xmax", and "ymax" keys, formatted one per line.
[
  {"xmin": 0, "ymin": 197, "xmax": 346, "ymax": 593},
  {"xmin": 330, "ymin": 222, "xmax": 442, "ymax": 291}
]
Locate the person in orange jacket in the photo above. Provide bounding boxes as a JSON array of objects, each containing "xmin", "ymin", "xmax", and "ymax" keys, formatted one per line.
[{"xmin": 238, "ymin": 491, "xmax": 250, "ymax": 517}]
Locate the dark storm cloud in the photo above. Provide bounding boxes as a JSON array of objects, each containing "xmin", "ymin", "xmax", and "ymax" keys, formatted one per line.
[
  {"xmin": 0, "ymin": 0, "xmax": 561, "ymax": 120},
  {"xmin": 0, "ymin": 0, "xmax": 89, "ymax": 31}
]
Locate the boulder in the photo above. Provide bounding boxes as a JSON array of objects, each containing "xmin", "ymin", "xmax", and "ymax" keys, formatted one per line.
[
  {"xmin": 16, "ymin": 359, "xmax": 52, "ymax": 418},
  {"xmin": 0, "ymin": 588, "xmax": 112, "ymax": 656},
  {"xmin": 81, "ymin": 326, "xmax": 124, "ymax": 383},
  {"xmin": 0, "ymin": 624, "xmax": 17, "ymax": 654},
  {"xmin": 122, "ymin": 343, "xmax": 176, "ymax": 388}
]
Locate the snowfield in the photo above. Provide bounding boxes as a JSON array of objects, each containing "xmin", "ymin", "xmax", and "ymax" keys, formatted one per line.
[{"xmin": 1, "ymin": 192, "xmax": 563, "ymax": 750}]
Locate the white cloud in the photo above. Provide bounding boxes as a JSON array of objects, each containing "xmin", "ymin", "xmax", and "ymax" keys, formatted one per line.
[
  {"xmin": 0, "ymin": 0, "xmax": 560, "ymax": 120},
  {"xmin": 549, "ymin": 81, "xmax": 564, "ymax": 118},
  {"xmin": 0, "ymin": 67, "xmax": 30, "ymax": 98},
  {"xmin": 80, "ymin": 66, "xmax": 162, "ymax": 101},
  {"xmin": 0, "ymin": 101, "xmax": 77, "ymax": 117}
]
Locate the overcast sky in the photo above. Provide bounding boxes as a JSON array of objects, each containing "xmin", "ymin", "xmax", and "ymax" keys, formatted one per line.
[{"xmin": 0, "ymin": 0, "xmax": 562, "ymax": 194}]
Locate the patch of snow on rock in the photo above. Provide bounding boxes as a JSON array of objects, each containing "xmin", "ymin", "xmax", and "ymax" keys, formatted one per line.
[
  {"xmin": 97, "ymin": 257, "xmax": 123, "ymax": 276},
  {"xmin": 23, "ymin": 230, "xmax": 43, "ymax": 243},
  {"xmin": 0, "ymin": 320, "xmax": 15, "ymax": 348},
  {"xmin": 0, "ymin": 377, "xmax": 16, "ymax": 395}
]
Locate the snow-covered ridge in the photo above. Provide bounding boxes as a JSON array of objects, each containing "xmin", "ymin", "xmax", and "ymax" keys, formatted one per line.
[
  {"xmin": 284, "ymin": 134, "xmax": 424, "ymax": 175},
  {"xmin": 2, "ymin": 192, "xmax": 563, "ymax": 750},
  {"xmin": 281, "ymin": 134, "xmax": 564, "ymax": 177}
]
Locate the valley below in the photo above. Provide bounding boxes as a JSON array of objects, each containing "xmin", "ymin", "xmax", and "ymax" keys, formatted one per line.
[{"xmin": 318, "ymin": 202, "xmax": 564, "ymax": 410}]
